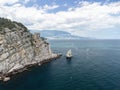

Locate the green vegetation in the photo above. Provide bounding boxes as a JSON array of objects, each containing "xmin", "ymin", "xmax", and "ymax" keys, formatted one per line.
[
  {"xmin": 0, "ymin": 17, "xmax": 28, "ymax": 32},
  {"xmin": 0, "ymin": 18, "xmax": 15, "ymax": 30},
  {"xmin": 13, "ymin": 21, "xmax": 28, "ymax": 31}
]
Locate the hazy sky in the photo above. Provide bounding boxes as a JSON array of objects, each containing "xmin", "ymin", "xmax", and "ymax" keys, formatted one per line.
[{"xmin": 0, "ymin": 0, "xmax": 120, "ymax": 39}]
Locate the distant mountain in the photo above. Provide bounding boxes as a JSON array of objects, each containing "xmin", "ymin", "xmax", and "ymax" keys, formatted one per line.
[{"xmin": 30, "ymin": 30, "xmax": 89, "ymax": 40}]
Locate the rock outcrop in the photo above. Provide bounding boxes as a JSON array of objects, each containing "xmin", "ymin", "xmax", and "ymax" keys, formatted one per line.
[{"xmin": 0, "ymin": 18, "xmax": 60, "ymax": 81}]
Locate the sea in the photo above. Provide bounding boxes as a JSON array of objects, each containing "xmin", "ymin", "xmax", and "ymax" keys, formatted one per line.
[{"xmin": 0, "ymin": 40, "xmax": 120, "ymax": 90}]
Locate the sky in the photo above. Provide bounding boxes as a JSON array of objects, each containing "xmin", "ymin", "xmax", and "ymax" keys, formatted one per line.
[{"xmin": 0, "ymin": 0, "xmax": 120, "ymax": 39}]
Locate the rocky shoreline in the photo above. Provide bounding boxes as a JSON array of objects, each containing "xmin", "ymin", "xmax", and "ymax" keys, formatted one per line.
[
  {"xmin": 0, "ymin": 18, "xmax": 62, "ymax": 82},
  {"xmin": 0, "ymin": 54, "xmax": 62, "ymax": 82}
]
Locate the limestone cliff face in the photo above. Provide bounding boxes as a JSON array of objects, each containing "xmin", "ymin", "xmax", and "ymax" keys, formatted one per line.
[{"xmin": 0, "ymin": 19, "xmax": 55, "ymax": 75}]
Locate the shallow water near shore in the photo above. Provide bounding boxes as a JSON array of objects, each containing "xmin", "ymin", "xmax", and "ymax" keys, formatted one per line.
[{"xmin": 1, "ymin": 40, "xmax": 120, "ymax": 90}]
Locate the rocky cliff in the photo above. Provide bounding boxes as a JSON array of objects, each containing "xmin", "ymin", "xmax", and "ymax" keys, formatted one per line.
[{"xmin": 0, "ymin": 18, "xmax": 60, "ymax": 81}]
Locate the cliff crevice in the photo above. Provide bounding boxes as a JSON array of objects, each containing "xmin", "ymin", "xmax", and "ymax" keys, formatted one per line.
[{"xmin": 0, "ymin": 18, "xmax": 59, "ymax": 80}]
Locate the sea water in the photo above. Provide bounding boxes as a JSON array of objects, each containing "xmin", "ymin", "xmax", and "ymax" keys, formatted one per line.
[{"xmin": 0, "ymin": 40, "xmax": 120, "ymax": 90}]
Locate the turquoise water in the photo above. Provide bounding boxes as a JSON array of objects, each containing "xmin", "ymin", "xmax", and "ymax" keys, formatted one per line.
[{"xmin": 1, "ymin": 40, "xmax": 120, "ymax": 90}]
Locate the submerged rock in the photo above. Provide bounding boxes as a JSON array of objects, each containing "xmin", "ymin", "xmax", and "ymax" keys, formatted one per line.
[{"xmin": 0, "ymin": 18, "xmax": 61, "ymax": 81}]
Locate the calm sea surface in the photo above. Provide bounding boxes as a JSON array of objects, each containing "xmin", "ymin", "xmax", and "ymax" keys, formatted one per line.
[{"xmin": 1, "ymin": 40, "xmax": 120, "ymax": 90}]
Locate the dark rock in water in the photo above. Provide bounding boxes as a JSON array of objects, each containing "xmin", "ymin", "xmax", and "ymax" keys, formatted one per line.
[{"xmin": 0, "ymin": 18, "xmax": 61, "ymax": 81}]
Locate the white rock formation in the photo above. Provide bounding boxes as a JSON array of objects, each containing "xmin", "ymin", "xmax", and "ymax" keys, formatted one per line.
[{"xmin": 0, "ymin": 20, "xmax": 59, "ymax": 79}]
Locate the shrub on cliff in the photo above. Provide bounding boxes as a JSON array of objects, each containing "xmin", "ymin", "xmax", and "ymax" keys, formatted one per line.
[
  {"xmin": 0, "ymin": 17, "xmax": 28, "ymax": 32},
  {"xmin": 0, "ymin": 18, "xmax": 15, "ymax": 30}
]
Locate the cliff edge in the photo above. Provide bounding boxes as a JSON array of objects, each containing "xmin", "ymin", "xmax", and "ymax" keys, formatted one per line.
[{"xmin": 0, "ymin": 18, "xmax": 60, "ymax": 81}]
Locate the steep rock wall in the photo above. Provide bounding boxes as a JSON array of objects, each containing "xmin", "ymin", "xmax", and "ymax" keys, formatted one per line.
[{"xmin": 0, "ymin": 23, "xmax": 55, "ymax": 76}]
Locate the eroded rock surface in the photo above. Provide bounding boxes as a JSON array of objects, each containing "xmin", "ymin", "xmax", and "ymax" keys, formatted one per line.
[{"xmin": 0, "ymin": 18, "xmax": 58, "ymax": 78}]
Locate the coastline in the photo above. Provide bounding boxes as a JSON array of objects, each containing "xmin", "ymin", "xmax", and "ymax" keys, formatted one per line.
[{"xmin": 0, "ymin": 53, "xmax": 62, "ymax": 82}]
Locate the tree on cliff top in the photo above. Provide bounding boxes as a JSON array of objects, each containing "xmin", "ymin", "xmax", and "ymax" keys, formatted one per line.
[{"xmin": 0, "ymin": 17, "xmax": 28, "ymax": 31}]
